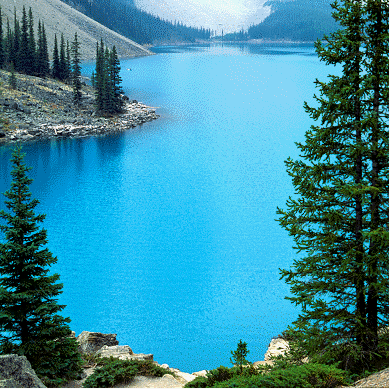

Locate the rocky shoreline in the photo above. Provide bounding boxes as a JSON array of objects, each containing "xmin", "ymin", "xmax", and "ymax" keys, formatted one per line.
[{"xmin": 0, "ymin": 70, "xmax": 159, "ymax": 144}]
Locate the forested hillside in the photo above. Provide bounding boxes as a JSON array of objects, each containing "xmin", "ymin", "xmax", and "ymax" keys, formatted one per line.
[
  {"xmin": 0, "ymin": 0, "xmax": 151, "ymax": 60},
  {"xmin": 62, "ymin": 0, "xmax": 211, "ymax": 44},
  {"xmin": 248, "ymin": 0, "xmax": 339, "ymax": 40}
]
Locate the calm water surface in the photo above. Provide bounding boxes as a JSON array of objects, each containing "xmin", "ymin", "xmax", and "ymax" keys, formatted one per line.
[{"xmin": 0, "ymin": 43, "xmax": 337, "ymax": 372}]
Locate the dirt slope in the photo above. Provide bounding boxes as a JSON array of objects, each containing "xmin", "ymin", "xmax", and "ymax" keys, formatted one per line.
[{"xmin": 1, "ymin": 0, "xmax": 153, "ymax": 60}]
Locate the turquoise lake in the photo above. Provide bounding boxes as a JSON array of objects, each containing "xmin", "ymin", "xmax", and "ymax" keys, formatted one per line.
[{"xmin": 0, "ymin": 43, "xmax": 338, "ymax": 372}]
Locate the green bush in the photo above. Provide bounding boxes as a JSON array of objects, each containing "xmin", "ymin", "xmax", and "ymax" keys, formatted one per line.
[
  {"xmin": 186, "ymin": 363, "xmax": 351, "ymax": 388},
  {"xmin": 215, "ymin": 363, "xmax": 352, "ymax": 388},
  {"xmin": 185, "ymin": 366, "xmax": 253, "ymax": 388},
  {"xmin": 83, "ymin": 357, "xmax": 173, "ymax": 388}
]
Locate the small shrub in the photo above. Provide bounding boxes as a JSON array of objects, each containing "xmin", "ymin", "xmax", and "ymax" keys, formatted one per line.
[
  {"xmin": 83, "ymin": 357, "xmax": 173, "ymax": 388},
  {"xmin": 185, "ymin": 376, "xmax": 209, "ymax": 388},
  {"xmin": 215, "ymin": 363, "xmax": 352, "ymax": 388}
]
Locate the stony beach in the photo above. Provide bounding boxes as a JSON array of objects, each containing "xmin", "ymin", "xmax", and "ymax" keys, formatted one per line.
[{"xmin": 0, "ymin": 70, "xmax": 159, "ymax": 144}]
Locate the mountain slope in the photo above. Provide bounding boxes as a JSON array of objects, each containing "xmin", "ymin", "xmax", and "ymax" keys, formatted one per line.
[
  {"xmin": 0, "ymin": 0, "xmax": 152, "ymax": 60},
  {"xmin": 248, "ymin": 0, "xmax": 339, "ymax": 41},
  {"xmin": 61, "ymin": 0, "xmax": 211, "ymax": 44}
]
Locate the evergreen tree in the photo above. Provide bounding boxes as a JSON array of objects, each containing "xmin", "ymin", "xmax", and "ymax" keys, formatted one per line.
[
  {"xmin": 109, "ymin": 45, "xmax": 124, "ymax": 113},
  {"xmin": 41, "ymin": 23, "xmax": 50, "ymax": 76},
  {"xmin": 36, "ymin": 20, "xmax": 49, "ymax": 78},
  {"xmin": 71, "ymin": 32, "xmax": 82, "ymax": 105},
  {"xmin": 93, "ymin": 40, "xmax": 124, "ymax": 115},
  {"xmin": 5, "ymin": 19, "xmax": 14, "ymax": 66},
  {"xmin": 0, "ymin": 7, "xmax": 4, "ymax": 69},
  {"xmin": 18, "ymin": 6, "xmax": 29, "ymax": 73},
  {"xmin": 66, "ymin": 40, "xmax": 71, "ymax": 80},
  {"xmin": 94, "ymin": 39, "xmax": 105, "ymax": 112},
  {"xmin": 12, "ymin": 10, "xmax": 20, "ymax": 70},
  {"xmin": 8, "ymin": 62, "xmax": 17, "ymax": 89},
  {"xmin": 104, "ymin": 46, "xmax": 113, "ymax": 112},
  {"xmin": 36, "ymin": 20, "xmax": 45, "ymax": 77},
  {"xmin": 52, "ymin": 33, "xmax": 60, "ymax": 78},
  {"xmin": 0, "ymin": 147, "xmax": 82, "ymax": 386},
  {"xmin": 363, "ymin": 0, "xmax": 389, "ymax": 351},
  {"xmin": 58, "ymin": 33, "xmax": 67, "ymax": 81},
  {"xmin": 277, "ymin": 0, "xmax": 389, "ymax": 372},
  {"xmin": 27, "ymin": 7, "xmax": 36, "ymax": 75}
]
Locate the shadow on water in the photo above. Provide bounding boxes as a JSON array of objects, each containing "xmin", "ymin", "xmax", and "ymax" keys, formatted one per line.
[{"xmin": 151, "ymin": 42, "xmax": 317, "ymax": 57}]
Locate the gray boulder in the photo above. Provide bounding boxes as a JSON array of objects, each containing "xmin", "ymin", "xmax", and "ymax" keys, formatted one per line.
[
  {"xmin": 0, "ymin": 354, "xmax": 46, "ymax": 388},
  {"xmin": 96, "ymin": 345, "xmax": 153, "ymax": 361},
  {"xmin": 77, "ymin": 331, "xmax": 119, "ymax": 355}
]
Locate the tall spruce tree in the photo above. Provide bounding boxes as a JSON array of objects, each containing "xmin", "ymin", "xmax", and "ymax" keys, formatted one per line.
[
  {"xmin": 94, "ymin": 39, "xmax": 106, "ymax": 112},
  {"xmin": 58, "ymin": 33, "xmax": 67, "ymax": 81},
  {"xmin": 18, "ymin": 6, "xmax": 29, "ymax": 73},
  {"xmin": 109, "ymin": 45, "xmax": 124, "ymax": 113},
  {"xmin": 0, "ymin": 7, "xmax": 4, "ymax": 69},
  {"xmin": 66, "ymin": 40, "xmax": 71, "ymax": 79},
  {"xmin": 52, "ymin": 33, "xmax": 60, "ymax": 79},
  {"xmin": 277, "ymin": 0, "xmax": 388, "ymax": 372},
  {"xmin": 0, "ymin": 146, "xmax": 82, "ymax": 386},
  {"xmin": 12, "ymin": 10, "xmax": 20, "ymax": 70},
  {"xmin": 5, "ymin": 19, "xmax": 13, "ymax": 66},
  {"xmin": 94, "ymin": 40, "xmax": 124, "ymax": 115},
  {"xmin": 27, "ymin": 7, "xmax": 36, "ymax": 75},
  {"xmin": 71, "ymin": 32, "xmax": 82, "ymax": 105},
  {"xmin": 41, "ymin": 23, "xmax": 50, "ymax": 76}
]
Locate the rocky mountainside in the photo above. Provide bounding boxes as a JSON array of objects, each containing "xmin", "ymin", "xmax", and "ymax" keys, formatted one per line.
[{"xmin": 0, "ymin": 0, "xmax": 152, "ymax": 60}]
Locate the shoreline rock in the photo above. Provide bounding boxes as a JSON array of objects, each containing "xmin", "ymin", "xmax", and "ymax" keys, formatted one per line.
[
  {"xmin": 0, "ymin": 100, "xmax": 160, "ymax": 144},
  {"xmin": 0, "ymin": 70, "xmax": 160, "ymax": 145}
]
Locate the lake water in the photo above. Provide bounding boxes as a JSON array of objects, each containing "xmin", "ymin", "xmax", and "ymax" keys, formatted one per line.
[{"xmin": 0, "ymin": 43, "xmax": 337, "ymax": 372}]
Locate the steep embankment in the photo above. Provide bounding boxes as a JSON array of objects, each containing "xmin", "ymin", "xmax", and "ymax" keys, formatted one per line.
[{"xmin": 0, "ymin": 0, "xmax": 152, "ymax": 59}]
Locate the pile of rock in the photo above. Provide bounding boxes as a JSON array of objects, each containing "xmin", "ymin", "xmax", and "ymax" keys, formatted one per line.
[
  {"xmin": 71, "ymin": 331, "xmax": 199, "ymax": 388},
  {"xmin": 0, "ymin": 354, "xmax": 45, "ymax": 388},
  {"xmin": 1, "ymin": 101, "xmax": 160, "ymax": 143},
  {"xmin": 77, "ymin": 331, "xmax": 154, "ymax": 362}
]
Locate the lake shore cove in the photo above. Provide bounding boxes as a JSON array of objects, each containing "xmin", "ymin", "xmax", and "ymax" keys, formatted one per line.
[
  {"xmin": 67, "ymin": 331, "xmax": 281, "ymax": 388},
  {"xmin": 0, "ymin": 70, "xmax": 159, "ymax": 144}
]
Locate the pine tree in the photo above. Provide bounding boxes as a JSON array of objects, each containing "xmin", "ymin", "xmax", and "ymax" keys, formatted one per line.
[
  {"xmin": 41, "ymin": 23, "xmax": 50, "ymax": 76},
  {"xmin": 104, "ymin": 46, "xmax": 113, "ymax": 112},
  {"xmin": 362, "ymin": 0, "xmax": 389, "ymax": 351},
  {"xmin": 58, "ymin": 33, "xmax": 66, "ymax": 81},
  {"xmin": 71, "ymin": 32, "xmax": 82, "ymax": 105},
  {"xmin": 94, "ymin": 39, "xmax": 105, "ymax": 112},
  {"xmin": 0, "ymin": 146, "xmax": 82, "ymax": 386},
  {"xmin": 94, "ymin": 40, "xmax": 124, "ymax": 115},
  {"xmin": 27, "ymin": 7, "xmax": 36, "ymax": 75},
  {"xmin": 277, "ymin": 0, "xmax": 388, "ymax": 372},
  {"xmin": 12, "ymin": 10, "xmax": 20, "ymax": 70},
  {"xmin": 0, "ymin": 7, "xmax": 4, "ymax": 69},
  {"xmin": 52, "ymin": 33, "xmax": 60, "ymax": 78},
  {"xmin": 66, "ymin": 40, "xmax": 71, "ymax": 81},
  {"xmin": 18, "ymin": 6, "xmax": 29, "ymax": 73},
  {"xmin": 109, "ymin": 45, "xmax": 124, "ymax": 113},
  {"xmin": 5, "ymin": 19, "xmax": 14, "ymax": 66},
  {"xmin": 8, "ymin": 62, "xmax": 17, "ymax": 89},
  {"xmin": 36, "ymin": 20, "xmax": 44, "ymax": 77}
]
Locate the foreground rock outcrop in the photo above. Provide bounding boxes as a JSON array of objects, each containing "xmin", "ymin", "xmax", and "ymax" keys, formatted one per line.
[{"xmin": 0, "ymin": 354, "xmax": 45, "ymax": 388}]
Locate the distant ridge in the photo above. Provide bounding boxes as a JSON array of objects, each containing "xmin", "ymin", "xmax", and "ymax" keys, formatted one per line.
[
  {"xmin": 248, "ymin": 0, "xmax": 339, "ymax": 41},
  {"xmin": 0, "ymin": 0, "xmax": 153, "ymax": 60}
]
